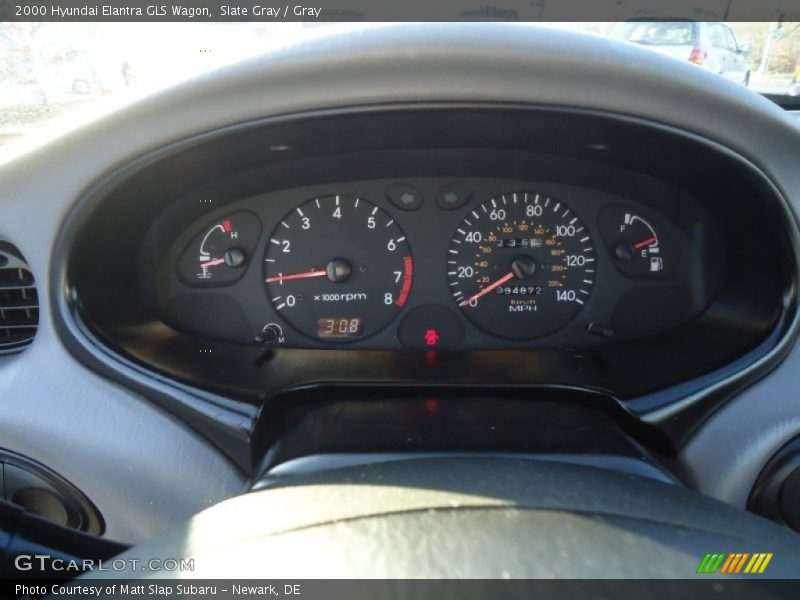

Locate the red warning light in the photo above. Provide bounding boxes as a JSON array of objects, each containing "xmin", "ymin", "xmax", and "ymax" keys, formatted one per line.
[
  {"xmin": 223, "ymin": 219, "xmax": 233, "ymax": 232},
  {"xmin": 424, "ymin": 398, "xmax": 439, "ymax": 412},
  {"xmin": 424, "ymin": 329, "xmax": 439, "ymax": 346}
]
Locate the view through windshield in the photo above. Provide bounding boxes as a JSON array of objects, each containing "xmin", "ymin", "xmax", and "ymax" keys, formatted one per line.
[{"xmin": 1, "ymin": 21, "xmax": 799, "ymax": 152}]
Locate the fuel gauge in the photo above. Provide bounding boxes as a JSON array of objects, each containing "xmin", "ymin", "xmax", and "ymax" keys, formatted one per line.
[
  {"xmin": 177, "ymin": 211, "xmax": 261, "ymax": 286},
  {"xmin": 598, "ymin": 205, "xmax": 674, "ymax": 279}
]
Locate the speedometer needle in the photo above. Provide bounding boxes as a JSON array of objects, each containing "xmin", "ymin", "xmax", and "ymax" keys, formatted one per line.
[
  {"xmin": 265, "ymin": 270, "xmax": 327, "ymax": 284},
  {"xmin": 460, "ymin": 272, "xmax": 515, "ymax": 307}
]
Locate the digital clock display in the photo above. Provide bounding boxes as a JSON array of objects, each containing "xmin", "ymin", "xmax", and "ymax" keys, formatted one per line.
[{"xmin": 317, "ymin": 317, "xmax": 365, "ymax": 338}]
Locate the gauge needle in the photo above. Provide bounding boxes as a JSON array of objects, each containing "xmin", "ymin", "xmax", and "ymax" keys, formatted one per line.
[
  {"xmin": 633, "ymin": 236, "xmax": 658, "ymax": 250},
  {"xmin": 201, "ymin": 258, "xmax": 226, "ymax": 268},
  {"xmin": 265, "ymin": 269, "xmax": 327, "ymax": 284},
  {"xmin": 460, "ymin": 272, "xmax": 515, "ymax": 307}
]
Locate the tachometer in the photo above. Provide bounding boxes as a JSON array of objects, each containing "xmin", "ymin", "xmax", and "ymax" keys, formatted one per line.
[
  {"xmin": 264, "ymin": 195, "xmax": 413, "ymax": 342},
  {"xmin": 448, "ymin": 192, "xmax": 595, "ymax": 339}
]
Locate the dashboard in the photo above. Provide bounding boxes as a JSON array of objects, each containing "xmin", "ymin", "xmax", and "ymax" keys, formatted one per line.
[
  {"xmin": 157, "ymin": 176, "xmax": 718, "ymax": 350},
  {"xmin": 1, "ymin": 24, "xmax": 800, "ymax": 545},
  {"xmin": 53, "ymin": 105, "xmax": 795, "ymax": 470}
]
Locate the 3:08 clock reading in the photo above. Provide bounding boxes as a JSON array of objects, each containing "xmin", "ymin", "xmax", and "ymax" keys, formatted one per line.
[{"xmin": 318, "ymin": 317, "xmax": 365, "ymax": 338}]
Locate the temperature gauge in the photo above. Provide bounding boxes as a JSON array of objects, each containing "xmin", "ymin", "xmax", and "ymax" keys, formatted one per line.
[
  {"xmin": 598, "ymin": 205, "xmax": 674, "ymax": 279},
  {"xmin": 177, "ymin": 211, "xmax": 261, "ymax": 286}
]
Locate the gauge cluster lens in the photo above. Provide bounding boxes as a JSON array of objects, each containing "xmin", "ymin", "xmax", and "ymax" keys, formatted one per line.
[
  {"xmin": 264, "ymin": 195, "xmax": 413, "ymax": 342},
  {"xmin": 162, "ymin": 178, "xmax": 706, "ymax": 350},
  {"xmin": 448, "ymin": 192, "xmax": 595, "ymax": 339}
]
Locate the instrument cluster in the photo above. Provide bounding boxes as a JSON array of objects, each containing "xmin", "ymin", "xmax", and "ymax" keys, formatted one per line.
[{"xmin": 156, "ymin": 177, "xmax": 719, "ymax": 350}]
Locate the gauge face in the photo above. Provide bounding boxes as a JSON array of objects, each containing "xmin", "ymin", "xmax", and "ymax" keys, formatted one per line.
[
  {"xmin": 598, "ymin": 205, "xmax": 673, "ymax": 278},
  {"xmin": 177, "ymin": 211, "xmax": 261, "ymax": 286},
  {"xmin": 448, "ymin": 192, "xmax": 595, "ymax": 339},
  {"xmin": 264, "ymin": 195, "xmax": 413, "ymax": 342}
]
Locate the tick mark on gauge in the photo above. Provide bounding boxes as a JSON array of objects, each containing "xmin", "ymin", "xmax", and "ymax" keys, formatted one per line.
[
  {"xmin": 281, "ymin": 221, "xmax": 290, "ymax": 229},
  {"xmin": 270, "ymin": 239, "xmax": 280, "ymax": 245},
  {"xmin": 296, "ymin": 208, "xmax": 304, "ymax": 217},
  {"xmin": 386, "ymin": 219, "xmax": 394, "ymax": 227}
]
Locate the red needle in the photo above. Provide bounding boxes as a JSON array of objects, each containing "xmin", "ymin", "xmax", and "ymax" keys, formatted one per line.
[
  {"xmin": 201, "ymin": 258, "xmax": 226, "ymax": 268},
  {"xmin": 460, "ymin": 272, "xmax": 515, "ymax": 307},
  {"xmin": 633, "ymin": 236, "xmax": 658, "ymax": 250},
  {"xmin": 265, "ymin": 269, "xmax": 327, "ymax": 284}
]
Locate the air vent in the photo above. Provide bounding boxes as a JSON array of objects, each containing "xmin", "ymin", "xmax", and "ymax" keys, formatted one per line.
[{"xmin": 0, "ymin": 242, "xmax": 38, "ymax": 354}]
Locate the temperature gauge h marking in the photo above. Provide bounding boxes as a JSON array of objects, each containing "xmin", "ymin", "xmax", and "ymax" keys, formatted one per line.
[{"xmin": 177, "ymin": 212, "xmax": 260, "ymax": 287}]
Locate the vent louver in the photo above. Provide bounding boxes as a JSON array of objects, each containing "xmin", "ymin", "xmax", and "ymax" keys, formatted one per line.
[{"xmin": 0, "ymin": 242, "xmax": 38, "ymax": 354}]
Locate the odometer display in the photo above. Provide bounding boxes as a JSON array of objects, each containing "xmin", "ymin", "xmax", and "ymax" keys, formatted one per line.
[
  {"xmin": 265, "ymin": 195, "xmax": 413, "ymax": 342},
  {"xmin": 448, "ymin": 192, "xmax": 595, "ymax": 339}
]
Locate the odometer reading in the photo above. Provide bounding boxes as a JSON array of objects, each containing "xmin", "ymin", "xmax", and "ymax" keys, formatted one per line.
[
  {"xmin": 448, "ymin": 192, "xmax": 595, "ymax": 339},
  {"xmin": 265, "ymin": 195, "xmax": 413, "ymax": 342}
]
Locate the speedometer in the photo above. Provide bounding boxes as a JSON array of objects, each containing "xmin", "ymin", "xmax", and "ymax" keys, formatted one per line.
[
  {"xmin": 448, "ymin": 192, "xmax": 595, "ymax": 339},
  {"xmin": 264, "ymin": 195, "xmax": 413, "ymax": 342}
]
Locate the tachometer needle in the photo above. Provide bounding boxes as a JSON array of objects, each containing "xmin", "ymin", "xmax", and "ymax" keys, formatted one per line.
[
  {"xmin": 633, "ymin": 236, "xmax": 658, "ymax": 250},
  {"xmin": 265, "ymin": 269, "xmax": 328, "ymax": 284},
  {"xmin": 459, "ymin": 272, "xmax": 515, "ymax": 307}
]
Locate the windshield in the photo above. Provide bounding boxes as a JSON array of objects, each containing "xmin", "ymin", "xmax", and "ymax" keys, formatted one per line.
[
  {"xmin": 1, "ymin": 21, "xmax": 799, "ymax": 153},
  {"xmin": 612, "ymin": 21, "xmax": 695, "ymax": 45}
]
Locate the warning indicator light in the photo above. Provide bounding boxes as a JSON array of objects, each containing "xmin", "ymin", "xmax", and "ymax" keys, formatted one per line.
[{"xmin": 424, "ymin": 329, "xmax": 440, "ymax": 346}]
